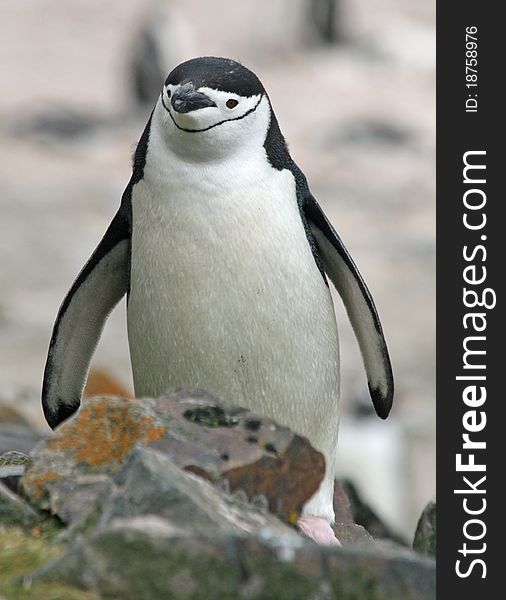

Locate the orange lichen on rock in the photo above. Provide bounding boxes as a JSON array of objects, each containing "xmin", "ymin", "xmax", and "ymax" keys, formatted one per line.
[
  {"xmin": 47, "ymin": 397, "xmax": 166, "ymax": 468},
  {"xmin": 22, "ymin": 469, "xmax": 60, "ymax": 500}
]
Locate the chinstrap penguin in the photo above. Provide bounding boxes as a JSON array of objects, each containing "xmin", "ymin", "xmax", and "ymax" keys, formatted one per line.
[{"xmin": 42, "ymin": 56, "xmax": 394, "ymax": 545}]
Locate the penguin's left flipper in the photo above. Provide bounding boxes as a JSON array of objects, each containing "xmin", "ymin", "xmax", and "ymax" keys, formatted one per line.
[
  {"xmin": 304, "ymin": 194, "xmax": 394, "ymax": 419},
  {"xmin": 42, "ymin": 208, "xmax": 130, "ymax": 429}
]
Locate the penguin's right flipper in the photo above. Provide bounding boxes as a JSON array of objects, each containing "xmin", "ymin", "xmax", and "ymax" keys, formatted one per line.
[{"xmin": 42, "ymin": 208, "xmax": 130, "ymax": 429}]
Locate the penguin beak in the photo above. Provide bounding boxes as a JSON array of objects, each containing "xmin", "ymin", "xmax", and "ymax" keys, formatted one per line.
[{"xmin": 171, "ymin": 83, "xmax": 216, "ymax": 113}]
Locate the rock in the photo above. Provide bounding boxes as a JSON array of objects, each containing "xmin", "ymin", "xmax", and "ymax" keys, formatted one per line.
[
  {"xmin": 11, "ymin": 109, "xmax": 107, "ymax": 140},
  {"xmin": 22, "ymin": 391, "xmax": 324, "ymax": 524},
  {"xmin": 0, "ymin": 451, "xmax": 29, "ymax": 475},
  {"xmin": 7, "ymin": 391, "xmax": 436, "ymax": 599},
  {"xmin": 327, "ymin": 120, "xmax": 414, "ymax": 150},
  {"xmin": 37, "ymin": 512, "xmax": 435, "ymax": 600},
  {"xmin": 341, "ymin": 479, "xmax": 407, "ymax": 545},
  {"xmin": 332, "ymin": 481, "xmax": 374, "ymax": 546},
  {"xmin": 0, "ymin": 422, "xmax": 41, "ymax": 458},
  {"xmin": 150, "ymin": 389, "xmax": 325, "ymax": 516},
  {"xmin": 332, "ymin": 478, "xmax": 355, "ymax": 524},
  {"xmin": 323, "ymin": 544, "xmax": 435, "ymax": 600},
  {"xmin": 2, "ymin": 0, "xmax": 436, "ymax": 541},
  {"xmin": 96, "ymin": 447, "xmax": 298, "ymax": 538},
  {"xmin": 309, "ymin": 0, "xmax": 342, "ymax": 44},
  {"xmin": 0, "ymin": 451, "xmax": 30, "ymax": 494},
  {"xmin": 0, "ymin": 526, "xmax": 95, "ymax": 600},
  {"xmin": 21, "ymin": 395, "xmax": 166, "ymax": 525},
  {"xmin": 0, "ymin": 481, "xmax": 39, "ymax": 527},
  {"xmin": 0, "ymin": 404, "xmax": 42, "ymax": 456},
  {"xmin": 333, "ymin": 523, "xmax": 374, "ymax": 546},
  {"xmin": 44, "ymin": 476, "xmax": 113, "ymax": 528},
  {"xmin": 413, "ymin": 501, "xmax": 436, "ymax": 556},
  {"xmin": 129, "ymin": 12, "xmax": 168, "ymax": 109},
  {"xmin": 37, "ymin": 520, "xmax": 297, "ymax": 600}
]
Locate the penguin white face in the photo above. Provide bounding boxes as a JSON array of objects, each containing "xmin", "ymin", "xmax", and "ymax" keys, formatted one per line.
[
  {"xmin": 155, "ymin": 57, "xmax": 271, "ymax": 162},
  {"xmin": 161, "ymin": 84, "xmax": 262, "ymax": 134}
]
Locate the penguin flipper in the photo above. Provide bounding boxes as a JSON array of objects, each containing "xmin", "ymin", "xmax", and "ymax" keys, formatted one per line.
[
  {"xmin": 42, "ymin": 208, "xmax": 130, "ymax": 429},
  {"xmin": 304, "ymin": 195, "xmax": 394, "ymax": 419}
]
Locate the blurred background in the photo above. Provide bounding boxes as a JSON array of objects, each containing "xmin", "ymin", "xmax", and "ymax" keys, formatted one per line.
[{"xmin": 0, "ymin": 0, "xmax": 434, "ymax": 540}]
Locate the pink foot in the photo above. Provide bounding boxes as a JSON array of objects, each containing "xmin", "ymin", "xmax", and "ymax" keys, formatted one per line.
[{"xmin": 297, "ymin": 516, "xmax": 342, "ymax": 546}]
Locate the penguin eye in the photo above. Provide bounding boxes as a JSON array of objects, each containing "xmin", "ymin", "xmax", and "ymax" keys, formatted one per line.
[
  {"xmin": 166, "ymin": 89, "xmax": 171, "ymax": 98},
  {"xmin": 226, "ymin": 99, "xmax": 238, "ymax": 109}
]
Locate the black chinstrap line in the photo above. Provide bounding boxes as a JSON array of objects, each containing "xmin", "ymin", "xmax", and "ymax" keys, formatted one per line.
[{"xmin": 160, "ymin": 93, "xmax": 262, "ymax": 133}]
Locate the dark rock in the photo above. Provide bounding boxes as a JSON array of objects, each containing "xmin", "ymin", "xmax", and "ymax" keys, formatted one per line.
[
  {"xmin": 11, "ymin": 109, "xmax": 107, "ymax": 140},
  {"xmin": 129, "ymin": 20, "xmax": 167, "ymax": 108},
  {"xmin": 332, "ymin": 480, "xmax": 375, "ymax": 546},
  {"xmin": 0, "ymin": 481, "xmax": 39, "ymax": 527},
  {"xmin": 309, "ymin": 0, "xmax": 342, "ymax": 44},
  {"xmin": 341, "ymin": 479, "xmax": 407, "ymax": 545},
  {"xmin": 332, "ymin": 479, "xmax": 355, "ymax": 524},
  {"xmin": 323, "ymin": 543, "xmax": 435, "ymax": 600},
  {"xmin": 413, "ymin": 501, "xmax": 436, "ymax": 557},
  {"xmin": 326, "ymin": 120, "xmax": 414, "ymax": 151}
]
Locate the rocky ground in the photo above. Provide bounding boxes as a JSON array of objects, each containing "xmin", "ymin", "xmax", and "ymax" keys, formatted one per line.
[
  {"xmin": 1, "ymin": 390, "xmax": 436, "ymax": 599},
  {"xmin": 0, "ymin": 0, "xmax": 435, "ymax": 538}
]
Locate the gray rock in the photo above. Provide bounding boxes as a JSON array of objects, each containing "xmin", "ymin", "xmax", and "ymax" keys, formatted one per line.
[
  {"xmin": 37, "ymin": 512, "xmax": 435, "ymax": 600},
  {"xmin": 0, "ymin": 422, "xmax": 42, "ymax": 456},
  {"xmin": 14, "ymin": 392, "xmax": 436, "ymax": 598},
  {"xmin": 30, "ymin": 446, "xmax": 435, "ymax": 599},
  {"xmin": 413, "ymin": 501, "xmax": 436, "ymax": 556},
  {"xmin": 48, "ymin": 476, "xmax": 113, "ymax": 527},
  {"xmin": 333, "ymin": 523, "xmax": 374, "ymax": 546},
  {"xmin": 96, "ymin": 447, "xmax": 297, "ymax": 538},
  {"xmin": 0, "ymin": 481, "xmax": 39, "ymax": 527}
]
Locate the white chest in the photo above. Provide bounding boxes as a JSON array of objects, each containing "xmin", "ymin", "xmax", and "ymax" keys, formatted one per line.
[
  {"xmin": 130, "ymin": 161, "xmax": 313, "ymax": 301},
  {"xmin": 127, "ymin": 153, "xmax": 340, "ymax": 441}
]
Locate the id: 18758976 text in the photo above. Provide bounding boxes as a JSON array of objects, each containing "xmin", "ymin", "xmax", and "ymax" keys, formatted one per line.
[{"xmin": 465, "ymin": 26, "xmax": 478, "ymax": 113}]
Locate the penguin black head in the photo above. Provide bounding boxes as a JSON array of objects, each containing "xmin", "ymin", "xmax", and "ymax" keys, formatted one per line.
[
  {"xmin": 165, "ymin": 57, "xmax": 265, "ymax": 102},
  {"xmin": 154, "ymin": 57, "xmax": 275, "ymax": 160}
]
